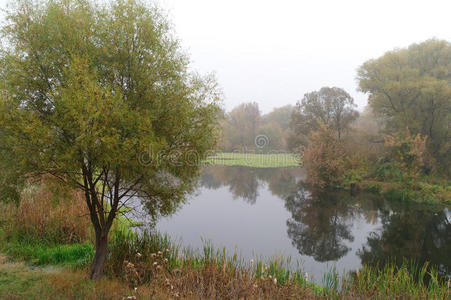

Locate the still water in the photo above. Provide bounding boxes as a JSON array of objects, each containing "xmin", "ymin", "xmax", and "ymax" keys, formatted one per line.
[{"xmin": 151, "ymin": 165, "xmax": 450, "ymax": 282}]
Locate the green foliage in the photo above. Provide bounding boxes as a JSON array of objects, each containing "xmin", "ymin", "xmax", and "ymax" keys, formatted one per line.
[
  {"xmin": 357, "ymin": 39, "xmax": 451, "ymax": 174},
  {"xmin": 384, "ymin": 130, "xmax": 429, "ymax": 180},
  {"xmin": 373, "ymin": 162, "xmax": 403, "ymax": 181},
  {"xmin": 342, "ymin": 171, "xmax": 362, "ymax": 186},
  {"xmin": 0, "ymin": 0, "xmax": 221, "ymax": 277},
  {"xmin": 290, "ymin": 86, "xmax": 359, "ymax": 149}
]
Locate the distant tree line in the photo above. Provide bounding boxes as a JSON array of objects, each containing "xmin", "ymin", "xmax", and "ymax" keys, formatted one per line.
[{"xmin": 219, "ymin": 103, "xmax": 294, "ymax": 152}]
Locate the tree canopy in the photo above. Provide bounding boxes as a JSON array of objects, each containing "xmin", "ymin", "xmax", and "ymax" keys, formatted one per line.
[
  {"xmin": 357, "ymin": 39, "xmax": 451, "ymax": 170},
  {"xmin": 289, "ymin": 87, "xmax": 359, "ymax": 149},
  {"xmin": 0, "ymin": 0, "xmax": 220, "ymax": 279}
]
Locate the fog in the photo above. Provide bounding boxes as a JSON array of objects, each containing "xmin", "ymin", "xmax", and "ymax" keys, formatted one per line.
[{"xmin": 158, "ymin": 0, "xmax": 450, "ymax": 112}]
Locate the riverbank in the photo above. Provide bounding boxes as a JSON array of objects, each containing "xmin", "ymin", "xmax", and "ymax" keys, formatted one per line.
[
  {"xmin": 0, "ymin": 178, "xmax": 449, "ymax": 299},
  {"xmin": 339, "ymin": 165, "xmax": 451, "ymax": 204},
  {"xmin": 1, "ymin": 231, "xmax": 449, "ymax": 299}
]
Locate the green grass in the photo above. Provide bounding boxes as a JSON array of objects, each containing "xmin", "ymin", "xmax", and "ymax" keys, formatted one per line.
[
  {"xmin": 205, "ymin": 152, "xmax": 301, "ymax": 168},
  {"xmin": 0, "ymin": 257, "xmax": 51, "ymax": 299},
  {"xmin": 344, "ymin": 262, "xmax": 450, "ymax": 299},
  {"xmin": 1, "ymin": 239, "xmax": 94, "ymax": 268}
]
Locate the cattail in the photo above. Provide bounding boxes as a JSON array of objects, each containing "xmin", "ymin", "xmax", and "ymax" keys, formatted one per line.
[{"xmin": 180, "ymin": 254, "xmax": 184, "ymax": 266}]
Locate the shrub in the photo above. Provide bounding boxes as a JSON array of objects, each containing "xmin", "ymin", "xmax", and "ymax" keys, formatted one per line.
[
  {"xmin": 303, "ymin": 126, "xmax": 346, "ymax": 188},
  {"xmin": 384, "ymin": 130, "xmax": 429, "ymax": 182}
]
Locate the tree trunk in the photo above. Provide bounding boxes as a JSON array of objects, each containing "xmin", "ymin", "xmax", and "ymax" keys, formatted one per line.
[{"xmin": 90, "ymin": 231, "xmax": 109, "ymax": 280}]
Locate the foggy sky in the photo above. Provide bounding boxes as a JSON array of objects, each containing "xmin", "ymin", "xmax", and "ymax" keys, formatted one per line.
[
  {"xmin": 1, "ymin": 0, "xmax": 450, "ymax": 113},
  {"xmin": 158, "ymin": 0, "xmax": 451, "ymax": 113}
]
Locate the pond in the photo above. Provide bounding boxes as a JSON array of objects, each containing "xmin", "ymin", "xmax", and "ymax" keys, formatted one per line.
[{"xmin": 147, "ymin": 165, "xmax": 450, "ymax": 283}]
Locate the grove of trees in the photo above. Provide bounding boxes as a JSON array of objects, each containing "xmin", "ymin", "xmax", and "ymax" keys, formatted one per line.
[{"xmin": 219, "ymin": 103, "xmax": 294, "ymax": 152}]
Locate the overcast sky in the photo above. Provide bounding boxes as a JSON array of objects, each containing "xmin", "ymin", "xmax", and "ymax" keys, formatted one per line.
[
  {"xmin": 1, "ymin": 0, "xmax": 450, "ymax": 113},
  {"xmin": 156, "ymin": 0, "xmax": 451, "ymax": 113}
]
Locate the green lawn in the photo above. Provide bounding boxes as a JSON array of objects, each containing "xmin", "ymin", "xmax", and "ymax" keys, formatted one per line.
[{"xmin": 205, "ymin": 152, "xmax": 301, "ymax": 168}]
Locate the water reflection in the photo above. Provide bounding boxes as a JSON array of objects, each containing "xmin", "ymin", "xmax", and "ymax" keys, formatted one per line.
[
  {"xmin": 285, "ymin": 187, "xmax": 354, "ymax": 261},
  {"xmin": 155, "ymin": 165, "xmax": 450, "ymax": 279},
  {"xmin": 358, "ymin": 205, "xmax": 451, "ymax": 277},
  {"xmin": 200, "ymin": 166, "xmax": 304, "ymax": 204}
]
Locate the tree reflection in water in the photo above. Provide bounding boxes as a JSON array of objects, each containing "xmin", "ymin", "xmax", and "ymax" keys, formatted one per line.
[
  {"xmin": 284, "ymin": 187, "xmax": 355, "ymax": 261},
  {"xmin": 200, "ymin": 166, "xmax": 259, "ymax": 204},
  {"xmin": 198, "ymin": 165, "xmax": 450, "ymax": 277},
  {"xmin": 358, "ymin": 205, "xmax": 451, "ymax": 278}
]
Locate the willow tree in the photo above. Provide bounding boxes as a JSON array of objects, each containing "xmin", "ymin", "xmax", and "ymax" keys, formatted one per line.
[{"xmin": 0, "ymin": 0, "xmax": 220, "ymax": 279}]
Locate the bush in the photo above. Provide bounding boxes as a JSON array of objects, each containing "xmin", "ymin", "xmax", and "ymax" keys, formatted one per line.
[
  {"xmin": 384, "ymin": 130, "xmax": 429, "ymax": 182},
  {"xmin": 303, "ymin": 126, "xmax": 345, "ymax": 188}
]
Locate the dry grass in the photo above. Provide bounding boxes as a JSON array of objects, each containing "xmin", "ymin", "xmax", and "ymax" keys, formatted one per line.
[
  {"xmin": 4, "ymin": 176, "xmax": 91, "ymax": 244},
  {"xmin": 117, "ymin": 255, "xmax": 317, "ymax": 299}
]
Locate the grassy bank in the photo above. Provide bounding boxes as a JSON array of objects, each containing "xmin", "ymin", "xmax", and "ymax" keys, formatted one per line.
[
  {"xmin": 353, "ymin": 179, "xmax": 451, "ymax": 204},
  {"xmin": 206, "ymin": 152, "xmax": 301, "ymax": 168},
  {"xmin": 340, "ymin": 165, "xmax": 451, "ymax": 204},
  {"xmin": 1, "ymin": 230, "xmax": 450, "ymax": 299},
  {"xmin": 0, "ymin": 178, "xmax": 450, "ymax": 299}
]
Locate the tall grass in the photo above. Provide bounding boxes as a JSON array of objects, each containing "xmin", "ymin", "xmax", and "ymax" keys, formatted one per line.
[
  {"xmin": 105, "ymin": 229, "xmax": 319, "ymax": 298},
  {"xmin": 1, "ymin": 177, "xmax": 91, "ymax": 245},
  {"xmin": 343, "ymin": 262, "xmax": 450, "ymax": 299}
]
